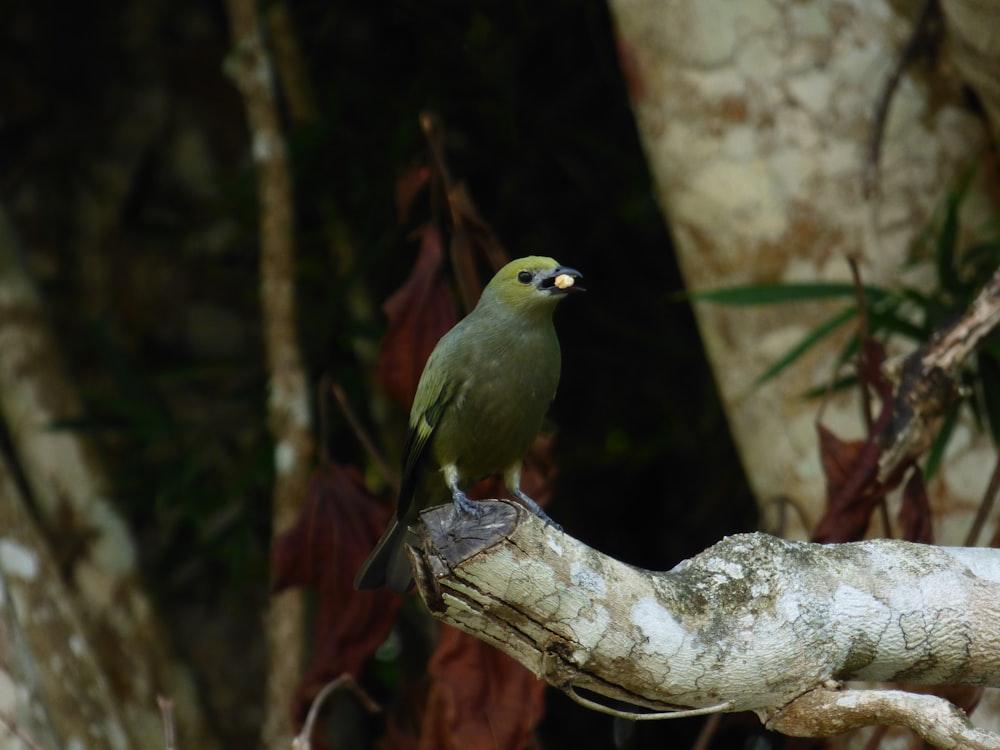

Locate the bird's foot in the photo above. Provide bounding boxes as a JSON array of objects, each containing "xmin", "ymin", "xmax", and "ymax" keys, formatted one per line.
[
  {"xmin": 452, "ymin": 490, "xmax": 483, "ymax": 518},
  {"xmin": 513, "ymin": 489, "xmax": 562, "ymax": 532}
]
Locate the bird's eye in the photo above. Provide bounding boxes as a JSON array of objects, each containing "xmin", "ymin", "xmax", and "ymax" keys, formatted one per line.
[{"xmin": 517, "ymin": 270, "xmax": 533, "ymax": 284}]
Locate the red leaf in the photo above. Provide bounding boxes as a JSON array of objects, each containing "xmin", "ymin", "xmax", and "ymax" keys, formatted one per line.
[
  {"xmin": 419, "ymin": 627, "xmax": 545, "ymax": 750},
  {"xmin": 445, "ymin": 183, "xmax": 509, "ymax": 313},
  {"xmin": 816, "ymin": 424, "xmax": 868, "ymax": 498},
  {"xmin": 898, "ymin": 470, "xmax": 934, "ymax": 543},
  {"xmin": 857, "ymin": 337, "xmax": 893, "ymax": 402},
  {"xmin": 811, "ymin": 353, "xmax": 911, "ymax": 544},
  {"xmin": 378, "ymin": 228, "xmax": 459, "ymax": 408},
  {"xmin": 811, "ymin": 425, "xmax": 882, "ymax": 543},
  {"xmin": 395, "ymin": 161, "xmax": 430, "ymax": 226},
  {"xmin": 935, "ymin": 685, "xmax": 984, "ymax": 715},
  {"xmin": 271, "ymin": 463, "xmax": 402, "ymax": 723}
]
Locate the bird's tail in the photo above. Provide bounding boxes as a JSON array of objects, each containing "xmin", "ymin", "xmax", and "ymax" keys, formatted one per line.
[{"xmin": 354, "ymin": 516, "xmax": 416, "ymax": 593}]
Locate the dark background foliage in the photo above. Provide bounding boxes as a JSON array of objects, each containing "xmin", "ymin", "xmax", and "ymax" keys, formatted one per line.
[{"xmin": 2, "ymin": 0, "xmax": 756, "ymax": 746}]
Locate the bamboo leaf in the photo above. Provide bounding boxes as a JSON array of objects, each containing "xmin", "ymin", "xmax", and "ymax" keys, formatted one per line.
[
  {"xmin": 924, "ymin": 404, "xmax": 960, "ymax": 480},
  {"xmin": 687, "ymin": 283, "xmax": 885, "ymax": 307},
  {"xmin": 754, "ymin": 306, "xmax": 858, "ymax": 386}
]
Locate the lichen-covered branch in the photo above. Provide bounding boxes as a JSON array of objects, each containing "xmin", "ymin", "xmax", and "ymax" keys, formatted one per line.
[
  {"xmin": 0, "ymin": 449, "xmax": 125, "ymax": 749},
  {"xmin": 224, "ymin": 1, "xmax": 315, "ymax": 746},
  {"xmin": 766, "ymin": 686, "xmax": 1000, "ymax": 749},
  {"xmin": 412, "ymin": 500, "xmax": 1000, "ymax": 745},
  {"xmin": 880, "ymin": 263, "xmax": 1000, "ymax": 480}
]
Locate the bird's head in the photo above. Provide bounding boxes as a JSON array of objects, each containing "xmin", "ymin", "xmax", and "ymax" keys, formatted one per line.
[{"xmin": 480, "ymin": 256, "xmax": 584, "ymax": 315}]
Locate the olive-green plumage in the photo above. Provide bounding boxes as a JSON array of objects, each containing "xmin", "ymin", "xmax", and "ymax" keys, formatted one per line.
[{"xmin": 355, "ymin": 256, "xmax": 583, "ymax": 592}]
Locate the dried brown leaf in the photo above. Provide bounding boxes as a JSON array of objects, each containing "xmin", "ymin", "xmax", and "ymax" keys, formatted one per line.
[
  {"xmin": 898, "ymin": 470, "xmax": 933, "ymax": 543},
  {"xmin": 446, "ymin": 183, "xmax": 508, "ymax": 313},
  {"xmin": 378, "ymin": 227, "xmax": 459, "ymax": 408},
  {"xmin": 812, "ymin": 422, "xmax": 894, "ymax": 543},
  {"xmin": 271, "ymin": 463, "xmax": 402, "ymax": 723},
  {"xmin": 419, "ymin": 627, "xmax": 545, "ymax": 750},
  {"xmin": 396, "ymin": 161, "xmax": 431, "ymax": 226},
  {"xmin": 812, "ymin": 339, "xmax": 912, "ymax": 543}
]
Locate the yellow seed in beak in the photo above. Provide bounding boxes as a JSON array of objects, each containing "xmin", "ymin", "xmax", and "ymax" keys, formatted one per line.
[{"xmin": 554, "ymin": 273, "xmax": 575, "ymax": 290}]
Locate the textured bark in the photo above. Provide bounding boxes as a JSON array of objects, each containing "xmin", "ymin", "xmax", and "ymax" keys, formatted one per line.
[
  {"xmin": 224, "ymin": 1, "xmax": 315, "ymax": 746},
  {"xmin": 606, "ymin": 0, "xmax": 995, "ymax": 553},
  {"xmin": 413, "ymin": 500, "xmax": 1000, "ymax": 745},
  {"xmin": 0, "ymin": 450, "xmax": 128, "ymax": 750}
]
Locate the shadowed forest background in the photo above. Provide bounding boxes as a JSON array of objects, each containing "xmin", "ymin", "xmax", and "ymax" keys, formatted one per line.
[{"xmin": 1, "ymin": 0, "xmax": 758, "ymax": 747}]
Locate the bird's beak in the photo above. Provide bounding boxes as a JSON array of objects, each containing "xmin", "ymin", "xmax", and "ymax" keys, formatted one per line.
[{"xmin": 540, "ymin": 266, "xmax": 585, "ymax": 294}]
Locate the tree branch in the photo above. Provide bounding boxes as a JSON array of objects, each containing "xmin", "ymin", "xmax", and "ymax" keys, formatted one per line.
[
  {"xmin": 0, "ymin": 205, "xmax": 218, "ymax": 748},
  {"xmin": 879, "ymin": 263, "xmax": 1000, "ymax": 481},
  {"xmin": 766, "ymin": 686, "xmax": 1000, "ymax": 749},
  {"xmin": 224, "ymin": 1, "xmax": 315, "ymax": 746},
  {"xmin": 411, "ymin": 500, "xmax": 1000, "ymax": 745}
]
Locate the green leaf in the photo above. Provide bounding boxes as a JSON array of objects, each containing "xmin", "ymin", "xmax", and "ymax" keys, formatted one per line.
[
  {"xmin": 801, "ymin": 373, "xmax": 859, "ymax": 400},
  {"xmin": 868, "ymin": 308, "xmax": 929, "ymax": 343},
  {"xmin": 687, "ymin": 283, "xmax": 885, "ymax": 307},
  {"xmin": 754, "ymin": 305, "xmax": 858, "ymax": 386},
  {"xmin": 935, "ymin": 192, "xmax": 962, "ymax": 295},
  {"xmin": 934, "ymin": 168, "xmax": 974, "ymax": 295},
  {"xmin": 924, "ymin": 404, "xmax": 960, "ymax": 480}
]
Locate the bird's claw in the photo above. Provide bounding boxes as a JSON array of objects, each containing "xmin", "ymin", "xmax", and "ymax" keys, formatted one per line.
[
  {"xmin": 533, "ymin": 509, "xmax": 563, "ymax": 533},
  {"xmin": 512, "ymin": 489, "xmax": 562, "ymax": 532},
  {"xmin": 452, "ymin": 491, "xmax": 483, "ymax": 518}
]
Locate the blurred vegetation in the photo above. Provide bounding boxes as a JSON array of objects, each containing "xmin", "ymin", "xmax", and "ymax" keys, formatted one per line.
[
  {"xmin": 695, "ymin": 173, "xmax": 1000, "ymax": 479},
  {"xmin": 1, "ymin": 0, "xmax": 755, "ymax": 747}
]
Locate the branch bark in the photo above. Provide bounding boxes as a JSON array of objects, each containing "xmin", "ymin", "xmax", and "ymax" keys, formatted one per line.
[
  {"xmin": 411, "ymin": 500, "xmax": 1000, "ymax": 746},
  {"xmin": 0, "ymin": 449, "xmax": 125, "ymax": 750},
  {"xmin": 224, "ymin": 1, "xmax": 315, "ymax": 746},
  {"xmin": 879, "ymin": 263, "xmax": 1000, "ymax": 481}
]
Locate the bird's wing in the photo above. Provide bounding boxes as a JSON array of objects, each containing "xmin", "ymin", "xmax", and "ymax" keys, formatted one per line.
[{"xmin": 397, "ymin": 375, "xmax": 454, "ymax": 520}]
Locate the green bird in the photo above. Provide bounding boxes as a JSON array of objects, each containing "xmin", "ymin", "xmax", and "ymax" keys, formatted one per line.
[{"xmin": 355, "ymin": 256, "xmax": 583, "ymax": 592}]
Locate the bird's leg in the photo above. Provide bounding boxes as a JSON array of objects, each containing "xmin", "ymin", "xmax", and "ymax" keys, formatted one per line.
[
  {"xmin": 444, "ymin": 464, "xmax": 482, "ymax": 517},
  {"xmin": 505, "ymin": 465, "xmax": 562, "ymax": 532}
]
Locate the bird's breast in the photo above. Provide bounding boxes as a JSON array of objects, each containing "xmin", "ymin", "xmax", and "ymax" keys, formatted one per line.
[{"xmin": 433, "ymin": 334, "xmax": 559, "ymax": 479}]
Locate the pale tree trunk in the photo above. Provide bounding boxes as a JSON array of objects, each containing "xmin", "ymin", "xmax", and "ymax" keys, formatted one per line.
[
  {"xmin": 606, "ymin": 0, "xmax": 993, "ymax": 541},
  {"xmin": 605, "ymin": 0, "xmax": 1000, "ymax": 743},
  {"xmin": 224, "ymin": 1, "xmax": 315, "ymax": 747},
  {"xmin": 0, "ymin": 208, "xmax": 219, "ymax": 748}
]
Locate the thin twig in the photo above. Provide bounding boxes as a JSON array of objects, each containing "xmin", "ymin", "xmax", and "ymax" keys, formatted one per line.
[
  {"xmin": 224, "ymin": 1, "xmax": 314, "ymax": 747},
  {"xmin": 157, "ymin": 695, "xmax": 177, "ymax": 750},
  {"xmin": 848, "ymin": 257, "xmax": 893, "ymax": 537},
  {"xmin": 0, "ymin": 712, "xmax": 46, "ymax": 750},
  {"xmin": 328, "ymin": 379, "xmax": 400, "ymax": 492},
  {"xmin": 965, "ymin": 453, "xmax": 1000, "ymax": 546},
  {"xmin": 863, "ymin": 0, "xmax": 937, "ymax": 200},
  {"xmin": 292, "ymin": 674, "xmax": 381, "ymax": 750},
  {"xmin": 562, "ymin": 686, "xmax": 732, "ymax": 720}
]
